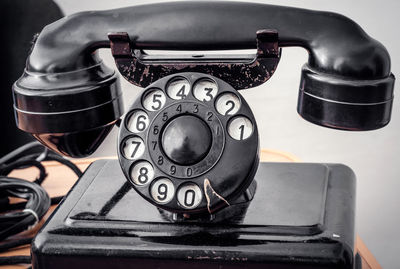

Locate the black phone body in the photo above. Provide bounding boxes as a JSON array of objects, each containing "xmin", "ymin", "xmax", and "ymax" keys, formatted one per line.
[{"xmin": 10, "ymin": 1, "xmax": 396, "ymax": 269}]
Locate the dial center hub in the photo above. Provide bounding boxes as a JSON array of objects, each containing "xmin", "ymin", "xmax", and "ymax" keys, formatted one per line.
[{"xmin": 161, "ymin": 115, "xmax": 212, "ymax": 165}]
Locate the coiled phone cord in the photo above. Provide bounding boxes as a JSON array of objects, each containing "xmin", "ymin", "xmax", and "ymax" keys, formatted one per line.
[{"xmin": 0, "ymin": 141, "xmax": 83, "ymax": 267}]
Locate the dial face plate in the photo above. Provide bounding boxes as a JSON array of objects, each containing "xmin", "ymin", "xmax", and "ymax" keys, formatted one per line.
[{"xmin": 118, "ymin": 73, "xmax": 259, "ymax": 214}]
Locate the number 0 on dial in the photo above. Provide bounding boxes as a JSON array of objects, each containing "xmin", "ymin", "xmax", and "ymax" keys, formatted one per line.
[{"xmin": 177, "ymin": 184, "xmax": 203, "ymax": 209}]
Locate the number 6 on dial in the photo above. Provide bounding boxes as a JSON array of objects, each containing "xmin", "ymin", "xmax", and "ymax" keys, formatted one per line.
[{"xmin": 126, "ymin": 110, "xmax": 149, "ymax": 133}]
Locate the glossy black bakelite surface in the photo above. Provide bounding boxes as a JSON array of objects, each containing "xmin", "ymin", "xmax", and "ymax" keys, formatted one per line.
[
  {"xmin": 13, "ymin": 1, "xmax": 395, "ymax": 142},
  {"xmin": 117, "ymin": 73, "xmax": 259, "ymax": 214},
  {"xmin": 161, "ymin": 115, "xmax": 212, "ymax": 165},
  {"xmin": 32, "ymin": 160, "xmax": 357, "ymax": 269}
]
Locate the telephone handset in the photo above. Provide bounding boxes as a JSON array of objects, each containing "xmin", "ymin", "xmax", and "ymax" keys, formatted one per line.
[
  {"xmin": 13, "ymin": 2, "xmax": 394, "ymax": 158},
  {"xmin": 11, "ymin": 2, "xmax": 395, "ymax": 267}
]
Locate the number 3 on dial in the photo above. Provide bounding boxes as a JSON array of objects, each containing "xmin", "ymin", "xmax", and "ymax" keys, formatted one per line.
[{"xmin": 193, "ymin": 79, "xmax": 218, "ymax": 102}]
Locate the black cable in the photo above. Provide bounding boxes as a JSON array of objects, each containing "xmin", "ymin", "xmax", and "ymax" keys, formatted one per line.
[
  {"xmin": 0, "ymin": 141, "xmax": 84, "ymax": 267},
  {"xmin": 16, "ymin": 151, "xmax": 83, "ymax": 179},
  {"xmin": 0, "ymin": 255, "xmax": 31, "ymax": 265},
  {"xmin": 0, "ymin": 159, "xmax": 48, "ymax": 184},
  {"xmin": 0, "ymin": 177, "xmax": 50, "ymax": 241},
  {"xmin": 0, "ymin": 142, "xmax": 43, "ymax": 166},
  {"xmin": 0, "ymin": 237, "xmax": 33, "ymax": 252}
]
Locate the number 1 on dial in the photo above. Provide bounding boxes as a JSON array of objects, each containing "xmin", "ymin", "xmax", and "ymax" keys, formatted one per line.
[{"xmin": 228, "ymin": 116, "xmax": 253, "ymax": 140}]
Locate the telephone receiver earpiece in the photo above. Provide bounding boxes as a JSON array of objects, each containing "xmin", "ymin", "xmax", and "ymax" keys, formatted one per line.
[{"xmin": 13, "ymin": 2, "xmax": 395, "ymax": 157}]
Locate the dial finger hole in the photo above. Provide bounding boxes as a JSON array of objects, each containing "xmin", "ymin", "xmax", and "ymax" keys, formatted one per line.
[
  {"xmin": 193, "ymin": 78, "xmax": 218, "ymax": 102},
  {"xmin": 177, "ymin": 183, "xmax": 203, "ymax": 209},
  {"xmin": 126, "ymin": 110, "xmax": 149, "ymax": 133},
  {"xmin": 228, "ymin": 116, "xmax": 253, "ymax": 140},
  {"xmin": 151, "ymin": 178, "xmax": 175, "ymax": 204},
  {"xmin": 167, "ymin": 77, "xmax": 191, "ymax": 100},
  {"xmin": 130, "ymin": 161, "xmax": 155, "ymax": 186},
  {"xmin": 215, "ymin": 93, "xmax": 241, "ymax": 115},
  {"xmin": 143, "ymin": 88, "xmax": 166, "ymax": 111},
  {"xmin": 122, "ymin": 136, "xmax": 145, "ymax": 160}
]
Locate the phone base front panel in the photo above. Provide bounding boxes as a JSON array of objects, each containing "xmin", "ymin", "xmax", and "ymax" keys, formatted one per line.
[{"xmin": 32, "ymin": 160, "xmax": 358, "ymax": 269}]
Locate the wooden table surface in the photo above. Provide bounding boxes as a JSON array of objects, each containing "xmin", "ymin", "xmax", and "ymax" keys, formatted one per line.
[{"xmin": 1, "ymin": 149, "xmax": 381, "ymax": 269}]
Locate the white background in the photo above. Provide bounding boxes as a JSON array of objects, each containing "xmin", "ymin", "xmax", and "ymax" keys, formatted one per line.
[{"xmin": 54, "ymin": 0, "xmax": 400, "ymax": 267}]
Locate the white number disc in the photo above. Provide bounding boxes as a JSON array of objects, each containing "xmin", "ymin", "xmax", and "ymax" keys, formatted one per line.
[
  {"xmin": 167, "ymin": 78, "xmax": 191, "ymax": 100},
  {"xmin": 126, "ymin": 110, "xmax": 149, "ymax": 133},
  {"xmin": 193, "ymin": 79, "xmax": 218, "ymax": 102},
  {"xmin": 215, "ymin": 93, "xmax": 241, "ymax": 115},
  {"xmin": 142, "ymin": 89, "xmax": 166, "ymax": 111},
  {"xmin": 151, "ymin": 178, "xmax": 175, "ymax": 204},
  {"xmin": 130, "ymin": 161, "xmax": 154, "ymax": 186},
  {"xmin": 122, "ymin": 136, "xmax": 145, "ymax": 160},
  {"xmin": 228, "ymin": 116, "xmax": 253, "ymax": 140},
  {"xmin": 177, "ymin": 183, "xmax": 203, "ymax": 209}
]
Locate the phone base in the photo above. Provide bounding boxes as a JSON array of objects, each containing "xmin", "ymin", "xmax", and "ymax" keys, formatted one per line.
[{"xmin": 32, "ymin": 160, "xmax": 360, "ymax": 269}]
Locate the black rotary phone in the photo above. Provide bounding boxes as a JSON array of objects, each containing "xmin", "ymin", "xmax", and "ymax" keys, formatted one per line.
[{"xmin": 11, "ymin": 2, "xmax": 395, "ymax": 269}]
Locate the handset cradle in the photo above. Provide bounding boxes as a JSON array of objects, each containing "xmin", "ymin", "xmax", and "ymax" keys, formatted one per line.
[{"xmin": 108, "ymin": 30, "xmax": 280, "ymax": 89}]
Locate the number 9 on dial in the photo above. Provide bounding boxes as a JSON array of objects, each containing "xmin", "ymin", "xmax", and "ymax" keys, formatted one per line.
[{"xmin": 151, "ymin": 178, "xmax": 175, "ymax": 204}]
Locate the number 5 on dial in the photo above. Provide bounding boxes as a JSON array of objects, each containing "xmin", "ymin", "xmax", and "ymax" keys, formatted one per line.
[{"xmin": 143, "ymin": 89, "xmax": 166, "ymax": 111}]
